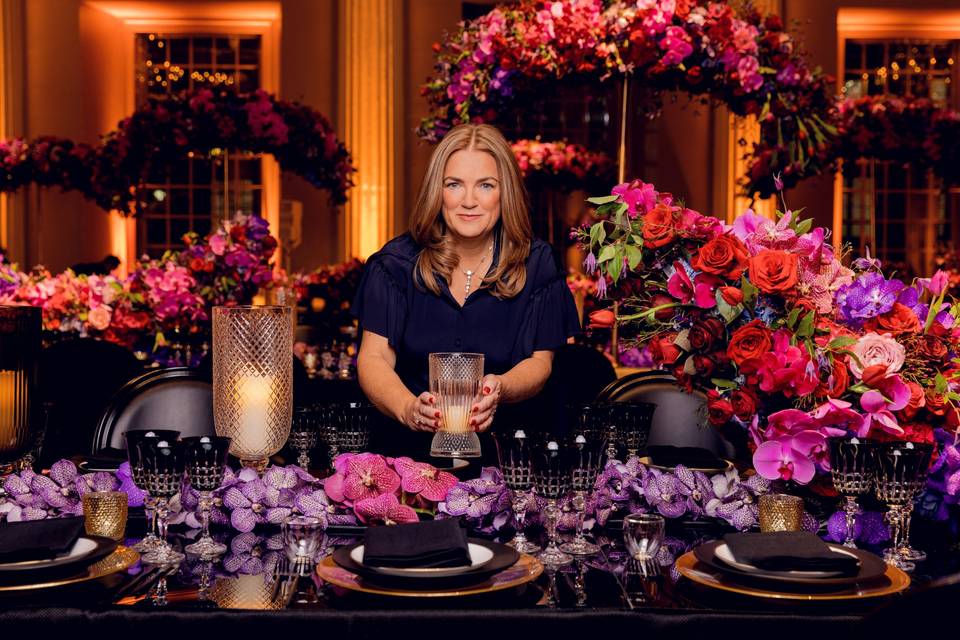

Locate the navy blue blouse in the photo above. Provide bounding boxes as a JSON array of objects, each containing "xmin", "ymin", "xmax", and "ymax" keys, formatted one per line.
[{"xmin": 352, "ymin": 233, "xmax": 581, "ymax": 455}]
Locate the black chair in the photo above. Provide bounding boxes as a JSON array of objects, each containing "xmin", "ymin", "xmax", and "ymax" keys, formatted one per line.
[
  {"xmin": 597, "ymin": 370, "xmax": 737, "ymax": 458},
  {"xmin": 91, "ymin": 367, "xmax": 215, "ymax": 457},
  {"xmin": 38, "ymin": 338, "xmax": 145, "ymax": 465}
]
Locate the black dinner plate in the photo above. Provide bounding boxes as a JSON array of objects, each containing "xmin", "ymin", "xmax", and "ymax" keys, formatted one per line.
[
  {"xmin": 693, "ymin": 539, "xmax": 887, "ymax": 588},
  {"xmin": 0, "ymin": 535, "xmax": 118, "ymax": 583},
  {"xmin": 333, "ymin": 538, "xmax": 519, "ymax": 587}
]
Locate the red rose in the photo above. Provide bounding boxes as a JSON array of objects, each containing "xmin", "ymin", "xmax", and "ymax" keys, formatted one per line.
[
  {"xmin": 860, "ymin": 364, "xmax": 890, "ymax": 389},
  {"xmin": 864, "ymin": 302, "xmax": 921, "ymax": 335},
  {"xmin": 706, "ymin": 390, "xmax": 734, "ymax": 426},
  {"xmin": 691, "ymin": 234, "xmax": 750, "ymax": 279},
  {"xmin": 588, "ymin": 309, "xmax": 615, "ymax": 329},
  {"xmin": 719, "ymin": 286, "xmax": 744, "ymax": 306},
  {"xmin": 641, "ymin": 203, "xmax": 677, "ymax": 249},
  {"xmin": 897, "ymin": 382, "xmax": 926, "ymax": 421},
  {"xmin": 650, "ymin": 333, "xmax": 681, "ymax": 365},
  {"xmin": 189, "ymin": 257, "xmax": 205, "ymax": 272},
  {"xmin": 915, "ymin": 334, "xmax": 948, "ymax": 360},
  {"xmin": 727, "ymin": 320, "xmax": 773, "ymax": 366},
  {"xmin": 730, "ymin": 388, "xmax": 759, "ymax": 421},
  {"xmin": 874, "ymin": 423, "xmax": 936, "ymax": 445},
  {"xmin": 925, "ymin": 390, "xmax": 948, "ymax": 416},
  {"xmin": 747, "ymin": 249, "xmax": 798, "ymax": 294},
  {"xmin": 651, "ymin": 292, "xmax": 676, "ymax": 321},
  {"xmin": 688, "ymin": 317, "xmax": 724, "ymax": 352},
  {"xmin": 816, "ymin": 358, "xmax": 849, "ymax": 398},
  {"xmin": 692, "ymin": 354, "xmax": 716, "ymax": 376}
]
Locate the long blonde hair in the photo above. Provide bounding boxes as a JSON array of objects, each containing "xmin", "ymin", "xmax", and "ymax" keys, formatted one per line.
[{"xmin": 410, "ymin": 124, "xmax": 533, "ymax": 299}]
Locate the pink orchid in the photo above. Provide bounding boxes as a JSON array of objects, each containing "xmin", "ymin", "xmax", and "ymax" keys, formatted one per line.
[
  {"xmin": 325, "ymin": 453, "xmax": 400, "ymax": 505},
  {"xmin": 208, "ymin": 233, "xmax": 227, "ymax": 256},
  {"xmin": 354, "ymin": 492, "xmax": 418, "ymax": 525},
  {"xmin": 791, "ymin": 430, "xmax": 830, "ymax": 470},
  {"xmin": 810, "ymin": 399, "xmax": 863, "ymax": 437},
  {"xmin": 753, "ymin": 439, "xmax": 816, "ymax": 484},
  {"xmin": 742, "ymin": 330, "xmax": 818, "ymax": 397},
  {"xmin": 612, "ymin": 180, "xmax": 658, "ymax": 218},
  {"xmin": 762, "ymin": 409, "xmax": 816, "ymax": 441},
  {"xmin": 922, "ymin": 270, "xmax": 950, "ymax": 296},
  {"xmin": 667, "ymin": 262, "xmax": 718, "ymax": 308},
  {"xmin": 858, "ymin": 375, "xmax": 909, "ymax": 438},
  {"xmin": 393, "ymin": 457, "xmax": 458, "ymax": 502},
  {"xmin": 659, "ymin": 26, "xmax": 693, "ymax": 65}
]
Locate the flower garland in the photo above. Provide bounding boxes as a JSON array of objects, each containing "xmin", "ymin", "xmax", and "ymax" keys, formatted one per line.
[
  {"xmin": 577, "ymin": 176, "xmax": 960, "ymax": 520},
  {"xmin": 0, "ymin": 89, "xmax": 354, "ymax": 211},
  {"xmin": 419, "ymin": 0, "xmax": 838, "ymax": 197},
  {"xmin": 511, "ymin": 139, "xmax": 615, "ymax": 193},
  {"xmin": 835, "ymin": 95, "xmax": 960, "ymax": 185}
]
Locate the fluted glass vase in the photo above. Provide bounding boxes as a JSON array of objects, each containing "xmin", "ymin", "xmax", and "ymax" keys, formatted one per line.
[{"xmin": 0, "ymin": 305, "xmax": 40, "ymax": 474}]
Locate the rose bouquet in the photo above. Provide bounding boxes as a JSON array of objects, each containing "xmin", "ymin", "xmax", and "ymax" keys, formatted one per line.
[
  {"xmin": 511, "ymin": 139, "xmax": 614, "ymax": 193},
  {"xmin": 578, "ymin": 177, "xmax": 960, "ymax": 516}
]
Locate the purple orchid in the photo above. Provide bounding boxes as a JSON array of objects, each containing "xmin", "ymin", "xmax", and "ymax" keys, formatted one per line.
[
  {"xmin": 29, "ymin": 460, "xmax": 83, "ymax": 515},
  {"xmin": 642, "ymin": 470, "xmax": 687, "ymax": 518},
  {"xmin": 221, "ymin": 532, "xmax": 283, "ymax": 575},
  {"xmin": 824, "ymin": 510, "xmax": 890, "ymax": 545},
  {"xmin": 835, "ymin": 272, "xmax": 905, "ymax": 326},
  {"xmin": 673, "ymin": 465, "xmax": 715, "ymax": 517},
  {"xmin": 354, "ymin": 493, "xmax": 418, "ymax": 525}
]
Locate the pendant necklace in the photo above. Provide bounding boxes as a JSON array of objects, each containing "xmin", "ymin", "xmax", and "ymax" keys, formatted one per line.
[{"xmin": 460, "ymin": 243, "xmax": 493, "ymax": 296}]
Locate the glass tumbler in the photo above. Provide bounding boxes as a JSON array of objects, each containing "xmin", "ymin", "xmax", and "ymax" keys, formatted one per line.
[{"xmin": 429, "ymin": 353, "xmax": 483, "ymax": 458}]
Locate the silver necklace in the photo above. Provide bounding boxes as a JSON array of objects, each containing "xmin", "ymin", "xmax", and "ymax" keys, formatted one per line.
[{"xmin": 459, "ymin": 243, "xmax": 493, "ymax": 296}]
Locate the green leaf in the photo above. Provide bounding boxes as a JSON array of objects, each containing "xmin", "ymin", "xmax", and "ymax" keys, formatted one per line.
[
  {"xmin": 805, "ymin": 339, "xmax": 817, "ymax": 361},
  {"xmin": 827, "ymin": 336, "xmax": 858, "ymax": 349},
  {"xmin": 936, "ymin": 372, "xmax": 948, "ymax": 394},
  {"xmin": 625, "ymin": 245, "xmax": 643, "ymax": 270},
  {"xmin": 794, "ymin": 218, "xmax": 813, "ymax": 236},
  {"xmin": 587, "ymin": 194, "xmax": 620, "ymax": 205},
  {"xmin": 787, "ymin": 307, "xmax": 801, "ymax": 329},
  {"xmin": 609, "ymin": 249, "xmax": 623, "ymax": 283},
  {"xmin": 741, "ymin": 276, "xmax": 757, "ymax": 305},
  {"xmin": 674, "ymin": 329, "xmax": 692, "ymax": 352},
  {"xmin": 597, "ymin": 245, "xmax": 616, "ymax": 263},
  {"xmin": 715, "ymin": 291, "xmax": 742, "ymax": 324},
  {"xmin": 613, "ymin": 202, "xmax": 628, "ymax": 225},
  {"xmin": 796, "ymin": 311, "xmax": 815, "ymax": 338},
  {"xmin": 711, "ymin": 378, "xmax": 738, "ymax": 390}
]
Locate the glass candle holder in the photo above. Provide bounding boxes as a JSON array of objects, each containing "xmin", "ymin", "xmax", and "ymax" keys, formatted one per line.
[
  {"xmin": 282, "ymin": 515, "xmax": 324, "ymax": 576},
  {"xmin": 429, "ymin": 352, "xmax": 483, "ymax": 458},
  {"xmin": 213, "ymin": 305, "xmax": 293, "ymax": 473},
  {"xmin": 758, "ymin": 493, "xmax": 804, "ymax": 532},
  {"xmin": 82, "ymin": 491, "xmax": 129, "ymax": 541},
  {"xmin": 0, "ymin": 305, "xmax": 40, "ymax": 474},
  {"xmin": 623, "ymin": 513, "xmax": 665, "ymax": 575}
]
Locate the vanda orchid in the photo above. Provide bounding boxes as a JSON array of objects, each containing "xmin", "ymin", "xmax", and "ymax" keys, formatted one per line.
[{"xmin": 579, "ymin": 176, "xmax": 960, "ymax": 520}]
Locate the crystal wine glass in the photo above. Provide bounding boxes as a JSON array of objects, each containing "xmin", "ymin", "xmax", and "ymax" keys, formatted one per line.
[
  {"xmin": 123, "ymin": 429, "xmax": 181, "ymax": 553},
  {"xmin": 560, "ymin": 434, "xmax": 604, "ymax": 556},
  {"xmin": 183, "ymin": 435, "xmax": 231, "ymax": 559},
  {"xmin": 289, "ymin": 406, "xmax": 318, "ymax": 469},
  {"xmin": 313, "ymin": 403, "xmax": 340, "ymax": 467},
  {"xmin": 873, "ymin": 442, "xmax": 932, "ymax": 572},
  {"xmin": 493, "ymin": 429, "xmax": 541, "ymax": 554},
  {"xmin": 827, "ymin": 437, "xmax": 876, "ymax": 548},
  {"xmin": 140, "ymin": 438, "xmax": 186, "ymax": 565},
  {"xmin": 533, "ymin": 439, "xmax": 573, "ymax": 566},
  {"xmin": 895, "ymin": 443, "xmax": 934, "ymax": 563},
  {"xmin": 334, "ymin": 402, "xmax": 371, "ymax": 453},
  {"xmin": 609, "ymin": 402, "xmax": 656, "ymax": 458}
]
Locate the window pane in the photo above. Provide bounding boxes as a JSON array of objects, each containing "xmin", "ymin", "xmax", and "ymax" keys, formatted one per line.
[
  {"xmin": 147, "ymin": 219, "xmax": 167, "ymax": 245},
  {"xmin": 170, "ymin": 189, "xmax": 190, "ymax": 214},
  {"xmin": 193, "ymin": 189, "xmax": 212, "ymax": 215},
  {"xmin": 239, "ymin": 37, "xmax": 260, "ymax": 65},
  {"xmin": 170, "ymin": 217, "xmax": 190, "ymax": 241},
  {"xmin": 216, "ymin": 37, "xmax": 236, "ymax": 65},
  {"xmin": 194, "ymin": 37, "xmax": 212, "ymax": 64},
  {"xmin": 170, "ymin": 38, "xmax": 189, "ymax": 64}
]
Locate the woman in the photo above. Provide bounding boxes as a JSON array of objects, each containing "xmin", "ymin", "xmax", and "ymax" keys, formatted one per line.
[{"xmin": 353, "ymin": 124, "xmax": 580, "ymax": 458}]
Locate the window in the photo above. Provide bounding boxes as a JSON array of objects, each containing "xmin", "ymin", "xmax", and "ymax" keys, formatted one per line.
[
  {"xmin": 134, "ymin": 33, "xmax": 263, "ymax": 257},
  {"xmin": 841, "ymin": 39, "xmax": 959, "ymax": 278}
]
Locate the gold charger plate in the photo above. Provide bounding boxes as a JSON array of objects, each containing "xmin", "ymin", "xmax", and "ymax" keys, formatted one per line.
[
  {"xmin": 317, "ymin": 552, "xmax": 543, "ymax": 598},
  {"xmin": 0, "ymin": 546, "xmax": 139, "ymax": 593},
  {"xmin": 675, "ymin": 551, "xmax": 910, "ymax": 601},
  {"xmin": 638, "ymin": 456, "xmax": 734, "ymax": 474}
]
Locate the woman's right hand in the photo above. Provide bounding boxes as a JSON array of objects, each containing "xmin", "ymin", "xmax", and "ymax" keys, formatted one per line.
[{"xmin": 404, "ymin": 391, "xmax": 441, "ymax": 432}]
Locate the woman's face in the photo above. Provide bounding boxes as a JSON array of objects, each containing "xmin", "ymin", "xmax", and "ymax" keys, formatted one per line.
[{"xmin": 441, "ymin": 149, "xmax": 501, "ymax": 243}]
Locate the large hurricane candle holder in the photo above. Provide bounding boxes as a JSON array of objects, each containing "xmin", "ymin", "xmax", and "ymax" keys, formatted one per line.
[
  {"xmin": 429, "ymin": 353, "xmax": 483, "ymax": 458},
  {"xmin": 0, "ymin": 305, "xmax": 40, "ymax": 474},
  {"xmin": 213, "ymin": 306, "xmax": 293, "ymax": 473}
]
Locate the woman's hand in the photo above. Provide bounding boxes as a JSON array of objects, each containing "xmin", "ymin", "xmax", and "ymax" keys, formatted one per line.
[
  {"xmin": 470, "ymin": 374, "xmax": 502, "ymax": 432},
  {"xmin": 403, "ymin": 391, "xmax": 440, "ymax": 432}
]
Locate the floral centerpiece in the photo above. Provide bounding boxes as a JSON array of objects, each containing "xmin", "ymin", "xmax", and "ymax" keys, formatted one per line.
[
  {"xmin": 511, "ymin": 139, "xmax": 614, "ymax": 193},
  {"xmin": 419, "ymin": 0, "xmax": 838, "ymax": 197},
  {"xmin": 577, "ymin": 176, "xmax": 960, "ymax": 520}
]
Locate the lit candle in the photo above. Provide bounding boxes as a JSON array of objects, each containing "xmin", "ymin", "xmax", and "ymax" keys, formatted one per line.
[
  {"xmin": 236, "ymin": 374, "xmax": 273, "ymax": 455},
  {"xmin": 442, "ymin": 405, "xmax": 470, "ymax": 433}
]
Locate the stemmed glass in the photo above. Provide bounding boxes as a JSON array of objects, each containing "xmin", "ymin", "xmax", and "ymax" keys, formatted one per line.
[
  {"xmin": 334, "ymin": 402, "xmax": 371, "ymax": 453},
  {"xmin": 560, "ymin": 434, "xmax": 604, "ymax": 556},
  {"xmin": 123, "ymin": 429, "xmax": 181, "ymax": 553},
  {"xmin": 533, "ymin": 439, "xmax": 573, "ymax": 566},
  {"xmin": 827, "ymin": 437, "xmax": 876, "ymax": 548},
  {"xmin": 493, "ymin": 429, "xmax": 541, "ymax": 554},
  {"xmin": 183, "ymin": 435, "xmax": 231, "ymax": 559},
  {"xmin": 894, "ymin": 443, "xmax": 934, "ymax": 563},
  {"xmin": 873, "ymin": 442, "xmax": 932, "ymax": 572},
  {"xmin": 140, "ymin": 438, "xmax": 186, "ymax": 565},
  {"xmin": 313, "ymin": 403, "xmax": 340, "ymax": 466},
  {"xmin": 289, "ymin": 407, "xmax": 318, "ymax": 469},
  {"xmin": 609, "ymin": 402, "xmax": 656, "ymax": 458}
]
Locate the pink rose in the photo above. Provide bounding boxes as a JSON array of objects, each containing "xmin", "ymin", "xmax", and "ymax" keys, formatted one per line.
[
  {"xmin": 88, "ymin": 306, "xmax": 112, "ymax": 331},
  {"xmin": 848, "ymin": 332, "xmax": 905, "ymax": 379}
]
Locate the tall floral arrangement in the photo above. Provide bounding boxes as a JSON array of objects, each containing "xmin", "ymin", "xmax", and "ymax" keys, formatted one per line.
[
  {"xmin": 578, "ymin": 176, "xmax": 960, "ymax": 514},
  {"xmin": 419, "ymin": 0, "xmax": 837, "ymax": 196},
  {"xmin": 511, "ymin": 139, "xmax": 614, "ymax": 193}
]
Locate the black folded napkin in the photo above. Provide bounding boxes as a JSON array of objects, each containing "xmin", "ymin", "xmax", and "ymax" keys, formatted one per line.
[
  {"xmin": 363, "ymin": 519, "xmax": 471, "ymax": 569},
  {"xmin": 0, "ymin": 517, "xmax": 85, "ymax": 564},
  {"xmin": 723, "ymin": 532, "xmax": 860, "ymax": 575},
  {"xmin": 648, "ymin": 445, "xmax": 726, "ymax": 469}
]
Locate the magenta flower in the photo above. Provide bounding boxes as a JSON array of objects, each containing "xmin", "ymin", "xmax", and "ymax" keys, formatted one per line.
[
  {"xmin": 753, "ymin": 439, "xmax": 816, "ymax": 484},
  {"xmin": 762, "ymin": 409, "xmax": 816, "ymax": 441},
  {"xmin": 858, "ymin": 386, "xmax": 905, "ymax": 439},
  {"xmin": 354, "ymin": 493, "xmax": 418, "ymax": 525},
  {"xmin": 393, "ymin": 457, "xmax": 458, "ymax": 501},
  {"xmin": 612, "ymin": 179, "xmax": 658, "ymax": 217},
  {"xmin": 810, "ymin": 399, "xmax": 863, "ymax": 438},
  {"xmin": 325, "ymin": 453, "xmax": 400, "ymax": 505},
  {"xmin": 30, "ymin": 460, "xmax": 82, "ymax": 515},
  {"xmin": 642, "ymin": 471, "xmax": 687, "ymax": 518},
  {"xmin": 667, "ymin": 261, "xmax": 718, "ymax": 308},
  {"xmin": 659, "ymin": 26, "xmax": 693, "ymax": 65}
]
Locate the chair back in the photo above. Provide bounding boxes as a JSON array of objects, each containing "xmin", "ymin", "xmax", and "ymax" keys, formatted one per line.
[
  {"xmin": 597, "ymin": 370, "xmax": 736, "ymax": 458},
  {"xmin": 38, "ymin": 338, "xmax": 144, "ymax": 464},
  {"xmin": 91, "ymin": 367, "xmax": 215, "ymax": 455}
]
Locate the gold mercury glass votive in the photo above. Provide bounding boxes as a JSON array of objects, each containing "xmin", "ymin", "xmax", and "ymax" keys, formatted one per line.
[
  {"xmin": 82, "ymin": 491, "xmax": 129, "ymax": 540},
  {"xmin": 758, "ymin": 493, "xmax": 804, "ymax": 532}
]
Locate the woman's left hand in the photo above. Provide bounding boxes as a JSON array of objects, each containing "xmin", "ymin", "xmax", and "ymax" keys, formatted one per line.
[{"xmin": 471, "ymin": 374, "xmax": 502, "ymax": 432}]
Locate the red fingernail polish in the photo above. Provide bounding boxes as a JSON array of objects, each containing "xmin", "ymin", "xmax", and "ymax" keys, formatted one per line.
[
  {"xmin": 470, "ymin": 418, "xmax": 476, "ymax": 426},
  {"xmin": 429, "ymin": 397, "xmax": 435, "ymax": 404},
  {"xmin": 435, "ymin": 411, "xmax": 441, "ymax": 418}
]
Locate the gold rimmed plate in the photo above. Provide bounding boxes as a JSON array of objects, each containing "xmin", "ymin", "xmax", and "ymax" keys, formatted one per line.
[
  {"xmin": 675, "ymin": 550, "xmax": 910, "ymax": 601},
  {"xmin": 638, "ymin": 456, "xmax": 733, "ymax": 474},
  {"xmin": 0, "ymin": 546, "xmax": 139, "ymax": 594},
  {"xmin": 318, "ymin": 552, "xmax": 543, "ymax": 598}
]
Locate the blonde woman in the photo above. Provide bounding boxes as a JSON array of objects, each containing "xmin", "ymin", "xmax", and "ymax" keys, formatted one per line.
[{"xmin": 353, "ymin": 124, "xmax": 580, "ymax": 457}]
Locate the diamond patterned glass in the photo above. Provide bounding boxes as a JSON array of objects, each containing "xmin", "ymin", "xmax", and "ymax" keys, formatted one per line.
[
  {"xmin": 429, "ymin": 352, "xmax": 483, "ymax": 458},
  {"xmin": 0, "ymin": 305, "xmax": 40, "ymax": 474},
  {"xmin": 213, "ymin": 306, "xmax": 293, "ymax": 470}
]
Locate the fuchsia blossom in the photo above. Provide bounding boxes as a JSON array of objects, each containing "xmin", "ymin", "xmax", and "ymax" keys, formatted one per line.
[
  {"xmin": 324, "ymin": 453, "xmax": 400, "ymax": 505},
  {"xmin": 810, "ymin": 399, "xmax": 864, "ymax": 437},
  {"xmin": 857, "ymin": 375, "xmax": 909, "ymax": 438},
  {"xmin": 667, "ymin": 262, "xmax": 719, "ymax": 308},
  {"xmin": 659, "ymin": 26, "xmax": 693, "ymax": 65},
  {"xmin": 742, "ymin": 330, "xmax": 818, "ymax": 397},
  {"xmin": 393, "ymin": 457, "xmax": 458, "ymax": 502},
  {"xmin": 354, "ymin": 492, "xmax": 418, "ymax": 525},
  {"xmin": 753, "ymin": 439, "xmax": 817, "ymax": 484},
  {"xmin": 611, "ymin": 180, "xmax": 658, "ymax": 218}
]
